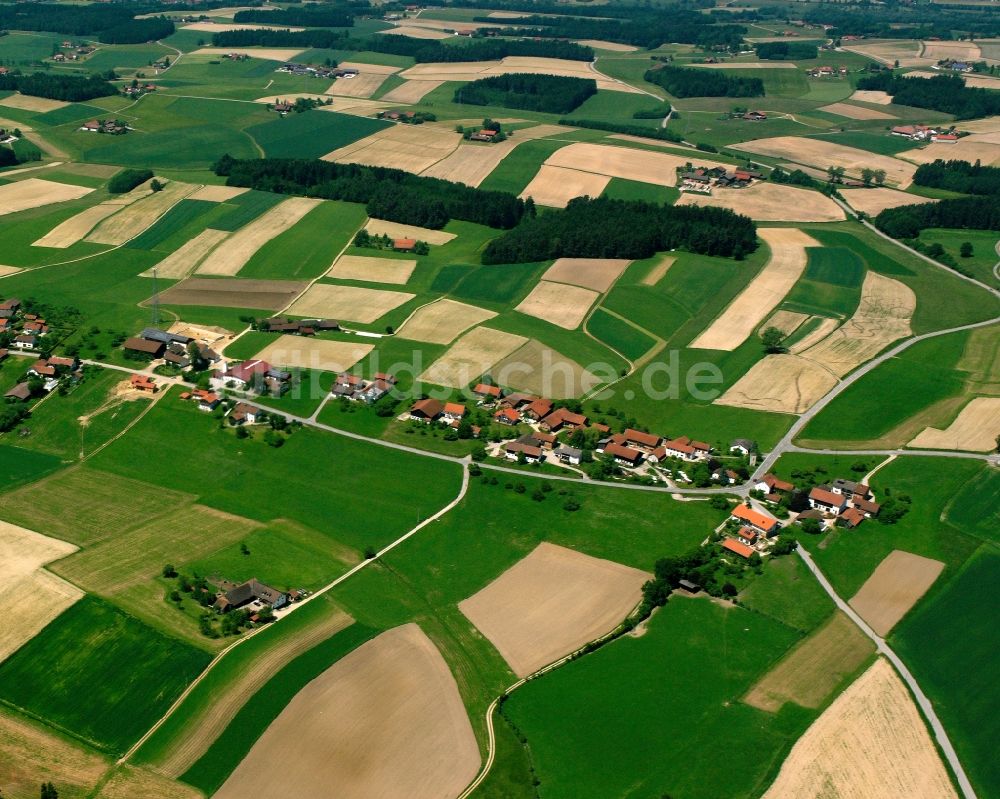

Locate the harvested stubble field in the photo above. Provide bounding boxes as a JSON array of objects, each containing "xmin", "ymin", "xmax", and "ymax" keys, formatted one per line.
[
  {"xmin": 182, "ymin": 21, "xmax": 303, "ymax": 32},
  {"xmin": 515, "ymin": 280, "xmax": 598, "ymax": 329},
  {"xmin": 732, "ymin": 137, "xmax": 916, "ymax": 187},
  {"xmin": 323, "ymin": 123, "xmax": 462, "ymax": 173},
  {"xmin": 850, "ymin": 89, "xmax": 893, "ymax": 105},
  {"xmin": 491, "ymin": 339, "xmax": 603, "ymax": 398},
  {"xmin": 420, "ymin": 325, "xmax": 527, "ymax": 387},
  {"xmin": 287, "ymin": 283, "xmax": 414, "ymax": 324},
  {"xmin": 842, "ymin": 40, "xmax": 928, "ymax": 68},
  {"xmin": 518, "ymin": 164, "xmax": 610, "ymax": 207},
  {"xmin": 94, "ymin": 765, "xmax": 203, "ymax": 799},
  {"xmin": 0, "ymin": 93, "xmax": 68, "ymax": 113},
  {"xmin": 32, "ymin": 203, "xmax": 122, "ymax": 248},
  {"xmin": 159, "ymin": 277, "xmax": 307, "ymax": 311},
  {"xmin": 421, "ymin": 124, "xmax": 564, "ymax": 187},
  {"xmin": 576, "ymin": 39, "xmax": 638, "ymax": 52},
  {"xmin": 188, "ymin": 185, "xmax": 249, "ymax": 202},
  {"xmin": 252, "ymin": 335, "xmax": 374, "ymax": 372},
  {"xmin": 690, "ymin": 228, "xmax": 819, "ymax": 351},
  {"xmin": 691, "ymin": 61, "xmax": 797, "ymax": 68},
  {"xmin": 901, "ymin": 136, "xmax": 1000, "ymax": 166},
  {"xmin": 909, "ymin": 397, "xmax": 1000, "ymax": 452},
  {"xmin": 542, "ymin": 257, "xmax": 631, "ymax": 293},
  {"xmin": 364, "ymin": 219, "xmax": 456, "ymax": 246},
  {"xmin": 764, "ymin": 309, "xmax": 810, "ymax": 337},
  {"xmin": 191, "ymin": 47, "xmax": 306, "ymax": 61},
  {"xmin": 545, "ymin": 141, "xmax": 730, "ymax": 188},
  {"xmin": 819, "ymin": 102, "xmax": 895, "ymax": 121},
  {"xmin": 952, "ymin": 115, "xmax": 1000, "ymax": 134},
  {"xmin": 789, "ymin": 317, "xmax": 840, "ymax": 353},
  {"xmin": 158, "ymin": 608, "xmax": 355, "ymax": 778},
  {"xmin": 642, "ymin": 255, "xmax": 674, "ymax": 286},
  {"xmin": 921, "ymin": 41, "xmax": 982, "ymax": 62},
  {"xmin": 0, "ymin": 178, "xmax": 92, "ymax": 217},
  {"xmin": 744, "ymin": 611, "xmax": 874, "ymax": 713},
  {"xmin": 849, "ymin": 550, "xmax": 944, "ymax": 637},
  {"xmin": 396, "ymin": 298, "xmax": 497, "ymax": 344},
  {"xmin": 145, "ymin": 229, "xmax": 231, "ymax": 279},
  {"xmin": 0, "ymin": 520, "xmax": 83, "ymax": 663},
  {"xmin": 399, "ymin": 56, "xmax": 638, "ymax": 92},
  {"xmin": 840, "ymin": 188, "xmax": 936, "ymax": 216},
  {"xmin": 86, "ymin": 181, "xmax": 197, "ymax": 245},
  {"xmin": 327, "ymin": 71, "xmax": 396, "ymax": 100},
  {"xmin": 377, "ymin": 25, "xmax": 452, "ymax": 40},
  {"xmin": 327, "ymin": 254, "xmax": 416, "ymax": 285},
  {"xmin": 196, "ymin": 197, "xmax": 322, "ymax": 276},
  {"xmin": 213, "ymin": 623, "xmax": 480, "ymax": 799},
  {"xmin": 762, "ymin": 658, "xmax": 957, "ymax": 799},
  {"xmin": 459, "ymin": 543, "xmax": 648, "ymax": 677},
  {"xmin": 676, "ymin": 183, "xmax": 845, "ymax": 222},
  {"xmin": 715, "ymin": 352, "xmax": 838, "ymax": 414},
  {"xmin": 378, "ymin": 79, "xmax": 445, "ymax": 103}
]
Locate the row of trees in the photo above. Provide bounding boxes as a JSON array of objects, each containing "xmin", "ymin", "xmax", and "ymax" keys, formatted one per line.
[
  {"xmin": 482, "ymin": 196, "xmax": 757, "ymax": 264},
  {"xmin": 755, "ymin": 41, "xmax": 817, "ymax": 60},
  {"xmin": 232, "ymin": 7, "xmax": 354, "ymax": 26},
  {"xmin": 913, "ymin": 158, "xmax": 1000, "ymax": 196},
  {"xmin": 557, "ymin": 118, "xmax": 684, "ymax": 143},
  {"xmin": 856, "ymin": 72, "xmax": 1000, "ymax": 120},
  {"xmin": 799, "ymin": 4, "xmax": 1000, "ymax": 40},
  {"xmin": 873, "ymin": 196, "xmax": 1000, "ymax": 239},
  {"xmin": 213, "ymin": 154, "xmax": 527, "ymax": 229},
  {"xmin": 454, "ymin": 74, "xmax": 596, "ymax": 114},
  {"xmin": 0, "ymin": 2, "xmax": 174, "ymax": 42},
  {"xmin": 98, "ymin": 18, "xmax": 174, "ymax": 44},
  {"xmin": 0, "ymin": 70, "xmax": 117, "ymax": 101},
  {"xmin": 644, "ymin": 65, "xmax": 764, "ymax": 98}
]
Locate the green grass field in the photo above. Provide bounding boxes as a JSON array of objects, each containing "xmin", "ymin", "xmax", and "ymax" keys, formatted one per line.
[
  {"xmin": 210, "ymin": 190, "xmax": 286, "ymax": 231},
  {"xmin": 782, "ymin": 247, "xmax": 863, "ymax": 318},
  {"xmin": 602, "ymin": 177, "xmax": 679, "ymax": 204},
  {"xmin": 126, "ymin": 199, "xmax": 219, "ymax": 251},
  {"xmin": 803, "ymin": 245, "xmax": 865, "ymax": 287},
  {"xmin": 245, "ymin": 110, "xmax": 390, "ymax": 159},
  {"xmin": 0, "ymin": 596, "xmax": 210, "ymax": 754},
  {"xmin": 918, "ymin": 228, "xmax": 999, "ymax": 287},
  {"xmin": 0, "ymin": 443, "xmax": 62, "ymax": 491},
  {"xmin": 478, "ymin": 138, "xmax": 567, "ymax": 195},
  {"xmin": 586, "ymin": 307, "xmax": 657, "ymax": 361}
]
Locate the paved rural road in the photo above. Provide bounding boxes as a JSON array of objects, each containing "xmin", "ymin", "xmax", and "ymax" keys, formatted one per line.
[{"xmin": 796, "ymin": 547, "xmax": 978, "ymax": 799}]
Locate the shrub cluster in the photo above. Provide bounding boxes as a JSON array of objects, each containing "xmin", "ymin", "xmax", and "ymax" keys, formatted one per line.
[
  {"xmin": 913, "ymin": 158, "xmax": 1000, "ymax": 196},
  {"xmin": 0, "ymin": 71, "xmax": 117, "ymax": 101},
  {"xmin": 644, "ymin": 65, "xmax": 764, "ymax": 98},
  {"xmin": 873, "ymin": 195, "xmax": 1000, "ymax": 239},
  {"xmin": 454, "ymin": 74, "xmax": 596, "ymax": 114},
  {"xmin": 856, "ymin": 72, "xmax": 1000, "ymax": 120},
  {"xmin": 108, "ymin": 168, "xmax": 154, "ymax": 194}
]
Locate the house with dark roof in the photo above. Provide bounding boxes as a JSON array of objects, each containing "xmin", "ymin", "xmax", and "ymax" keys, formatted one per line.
[
  {"xmin": 504, "ymin": 441, "xmax": 542, "ymax": 463},
  {"xmin": 730, "ymin": 438, "xmax": 756, "ymax": 455},
  {"xmin": 214, "ymin": 578, "xmax": 287, "ymax": 613},
  {"xmin": 124, "ymin": 336, "xmax": 164, "ymax": 358},
  {"xmin": 141, "ymin": 327, "xmax": 191, "ymax": 346},
  {"xmin": 409, "ymin": 398, "xmax": 443, "ymax": 422},
  {"xmin": 839, "ymin": 507, "xmax": 866, "ymax": 528},
  {"xmin": 216, "ymin": 359, "xmax": 290, "ymax": 395},
  {"xmin": 605, "ymin": 442, "xmax": 644, "ymax": 467},
  {"xmin": 554, "ymin": 445, "xmax": 582, "ymax": 465}
]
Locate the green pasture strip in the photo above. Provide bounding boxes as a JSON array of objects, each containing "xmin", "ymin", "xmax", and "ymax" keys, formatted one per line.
[
  {"xmin": 0, "ymin": 444, "xmax": 62, "ymax": 491},
  {"xmin": 587, "ymin": 307, "xmax": 657, "ymax": 361},
  {"xmin": 210, "ymin": 190, "xmax": 285, "ymax": 231},
  {"xmin": 126, "ymin": 199, "xmax": 219, "ymax": 251},
  {"xmin": 246, "ymin": 110, "xmax": 390, "ymax": 160}
]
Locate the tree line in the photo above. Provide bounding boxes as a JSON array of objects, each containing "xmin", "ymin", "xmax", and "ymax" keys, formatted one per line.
[
  {"xmin": 645, "ymin": 64, "xmax": 764, "ymax": 98},
  {"xmin": 213, "ymin": 154, "xmax": 526, "ymax": 229},
  {"xmin": 0, "ymin": 3, "xmax": 174, "ymax": 42},
  {"xmin": 232, "ymin": 7, "xmax": 354, "ymax": 26},
  {"xmin": 557, "ymin": 118, "xmax": 684, "ymax": 143},
  {"xmin": 455, "ymin": 74, "xmax": 596, "ymax": 114},
  {"xmin": 799, "ymin": 4, "xmax": 1000, "ymax": 40},
  {"xmin": 755, "ymin": 41, "xmax": 817, "ymax": 60},
  {"xmin": 874, "ymin": 196, "xmax": 1000, "ymax": 239},
  {"xmin": 0, "ymin": 71, "xmax": 117, "ymax": 101},
  {"xmin": 857, "ymin": 72, "xmax": 1000, "ymax": 120},
  {"xmin": 913, "ymin": 158, "xmax": 1000, "ymax": 196},
  {"xmin": 482, "ymin": 196, "xmax": 757, "ymax": 264}
]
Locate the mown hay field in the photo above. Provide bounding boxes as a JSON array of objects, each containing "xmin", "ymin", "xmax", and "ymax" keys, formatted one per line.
[
  {"xmin": 86, "ymin": 181, "xmax": 197, "ymax": 245},
  {"xmin": 396, "ymin": 298, "xmax": 497, "ymax": 344},
  {"xmin": 515, "ymin": 280, "xmax": 598, "ymax": 330},
  {"xmin": 675, "ymin": 182, "xmax": 845, "ymax": 222},
  {"xmin": 0, "ymin": 178, "xmax": 93, "ymax": 217},
  {"xmin": 542, "ymin": 257, "xmax": 631, "ymax": 293},
  {"xmin": 252, "ymin": 335, "xmax": 374, "ymax": 372},
  {"xmin": 327, "ymin": 254, "xmax": 417, "ymax": 285},
  {"xmin": 323, "ymin": 122, "xmax": 461, "ymax": 173},
  {"xmin": 420, "ymin": 325, "xmax": 527, "ymax": 387},
  {"xmin": 518, "ymin": 164, "xmax": 610, "ymax": 207},
  {"xmin": 491, "ymin": 339, "xmax": 604, "ymax": 398},
  {"xmin": 287, "ymin": 283, "xmax": 415, "ymax": 323}
]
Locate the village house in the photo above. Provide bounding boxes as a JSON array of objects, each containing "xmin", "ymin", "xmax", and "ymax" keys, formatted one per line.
[
  {"xmin": 192, "ymin": 389, "xmax": 220, "ymax": 412},
  {"xmin": 214, "ymin": 578, "xmax": 287, "ymax": 614},
  {"xmin": 754, "ymin": 472, "xmax": 794, "ymax": 499},
  {"xmin": 890, "ymin": 124, "xmax": 938, "ymax": 141},
  {"xmin": 123, "ymin": 336, "xmax": 164, "ymax": 358},
  {"xmin": 28, "ymin": 359, "xmax": 56, "ymax": 378},
  {"xmin": 472, "ymin": 382, "xmax": 503, "ymax": 403},
  {"xmin": 808, "ymin": 486, "xmax": 848, "ymax": 516},
  {"xmin": 229, "ymin": 402, "xmax": 260, "ymax": 424},
  {"xmin": 540, "ymin": 407, "xmax": 587, "ymax": 433},
  {"xmin": 731, "ymin": 504, "xmax": 779, "ymax": 537},
  {"xmin": 442, "ymin": 402, "xmax": 466, "ymax": 423},
  {"xmin": 494, "ymin": 407, "xmax": 520, "ymax": 426},
  {"xmin": 839, "ymin": 507, "xmax": 866, "ymax": 528},
  {"xmin": 214, "ymin": 359, "xmax": 290, "ymax": 395},
  {"xmin": 357, "ymin": 378, "xmax": 394, "ymax": 404},
  {"xmin": 554, "ymin": 445, "xmax": 582, "ymax": 465},
  {"xmin": 743, "ymin": 110, "xmax": 767, "ymax": 122},
  {"xmin": 712, "ymin": 467, "xmax": 740, "ymax": 485},
  {"xmin": 5, "ymin": 382, "xmax": 30, "ymax": 401},
  {"xmin": 393, "ymin": 238, "xmax": 417, "ymax": 253},
  {"xmin": 130, "ymin": 374, "xmax": 157, "ymax": 393},
  {"xmin": 409, "ymin": 398, "xmax": 444, "ymax": 422},
  {"xmin": 851, "ymin": 494, "xmax": 881, "ymax": 518},
  {"xmin": 470, "ymin": 128, "xmax": 499, "ymax": 142},
  {"xmin": 504, "ymin": 441, "xmax": 542, "ymax": 463},
  {"xmin": 730, "ymin": 438, "xmax": 756, "ymax": 456},
  {"xmin": 721, "ymin": 537, "xmax": 755, "ymax": 560},
  {"xmin": 736, "ymin": 526, "xmax": 758, "ymax": 547},
  {"xmin": 141, "ymin": 327, "xmax": 191, "ymax": 347},
  {"xmin": 499, "ymin": 392, "xmax": 537, "ymax": 411},
  {"xmin": 523, "ymin": 398, "xmax": 553, "ymax": 422},
  {"xmin": 654, "ymin": 436, "xmax": 711, "ymax": 462},
  {"xmin": 604, "ymin": 442, "xmax": 644, "ymax": 468},
  {"xmin": 13, "ymin": 334, "xmax": 38, "ymax": 351}
]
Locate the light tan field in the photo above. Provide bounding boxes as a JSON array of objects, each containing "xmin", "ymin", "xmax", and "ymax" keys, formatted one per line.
[
  {"xmin": 338, "ymin": 61, "xmax": 402, "ymax": 75},
  {"xmin": 0, "ymin": 93, "xmax": 68, "ymax": 113},
  {"xmin": 32, "ymin": 202, "xmax": 122, "ymax": 248},
  {"xmin": 819, "ymin": 101, "xmax": 895, "ymax": 121},
  {"xmin": 0, "ymin": 178, "xmax": 92, "ymax": 217},
  {"xmin": 733, "ymin": 137, "xmax": 916, "ymax": 187},
  {"xmin": 716, "ymin": 353, "xmax": 839, "ymax": 414},
  {"xmin": 158, "ymin": 608, "xmax": 354, "ymax": 777},
  {"xmin": 400, "ymin": 56, "xmax": 638, "ymax": 92},
  {"xmin": 327, "ymin": 254, "xmax": 417, "ymax": 285},
  {"xmin": 842, "ymin": 39, "xmax": 928, "ymax": 68},
  {"xmin": 789, "ymin": 317, "xmax": 841, "ymax": 353},
  {"xmin": 323, "ymin": 123, "xmax": 462, "ymax": 173},
  {"xmin": 491, "ymin": 339, "xmax": 604, "ymax": 398},
  {"xmin": 762, "ymin": 658, "xmax": 957, "ymax": 799},
  {"xmin": 196, "ymin": 197, "xmax": 321, "ymax": 276},
  {"xmin": 254, "ymin": 92, "xmax": 332, "ymax": 105},
  {"xmin": 763, "ymin": 309, "xmax": 810, "ymax": 337},
  {"xmin": 188, "ymin": 184, "xmax": 248, "ymax": 201},
  {"xmin": 192, "ymin": 47, "xmax": 306, "ymax": 61},
  {"xmin": 145, "ymin": 228, "xmax": 230, "ymax": 279},
  {"xmin": 840, "ymin": 188, "xmax": 936, "ymax": 216},
  {"xmin": 86, "ymin": 181, "xmax": 196, "ymax": 245},
  {"xmin": 287, "ymin": 283, "xmax": 414, "ymax": 323},
  {"xmin": 214, "ymin": 623, "xmax": 480, "ymax": 799},
  {"xmin": 421, "ymin": 123, "xmax": 563, "ymax": 187},
  {"xmin": 963, "ymin": 73, "xmax": 1000, "ymax": 89},
  {"xmin": 205, "ymin": 5, "xmax": 279, "ymax": 17},
  {"xmin": 378, "ymin": 25, "xmax": 451, "ymax": 39},
  {"xmin": 328, "ymin": 72, "xmax": 393, "ymax": 99},
  {"xmin": 94, "ymin": 766, "xmax": 203, "ymax": 799},
  {"xmin": 516, "ymin": 280, "xmax": 599, "ymax": 329},
  {"xmin": 378, "ymin": 79, "xmax": 445, "ymax": 103},
  {"xmin": 420, "ymin": 325, "xmax": 528, "ymax": 387},
  {"xmin": 0, "ymin": 264, "xmax": 19, "ymax": 276},
  {"xmin": 0, "ymin": 521, "xmax": 83, "ymax": 663},
  {"xmin": 690, "ymin": 228, "xmax": 818, "ymax": 351},
  {"xmin": 802, "ymin": 272, "xmax": 916, "ymax": 377},
  {"xmin": 253, "ymin": 335, "xmax": 374, "ymax": 372},
  {"xmin": 922, "ymin": 41, "xmax": 981, "ymax": 61},
  {"xmin": 954, "ymin": 115, "xmax": 1000, "ymax": 134},
  {"xmin": 642, "ymin": 255, "xmax": 675, "ymax": 286},
  {"xmin": 541, "ymin": 257, "xmax": 631, "ymax": 292},
  {"xmin": 317, "ymin": 97, "xmax": 393, "ymax": 117},
  {"xmin": 691, "ymin": 60, "xmax": 797, "ymax": 68},
  {"xmin": 397, "ymin": 298, "xmax": 497, "ymax": 344},
  {"xmin": 850, "ymin": 89, "xmax": 893, "ymax": 105},
  {"xmin": 546, "ymin": 141, "xmax": 730, "ymax": 188},
  {"xmin": 459, "ymin": 543, "xmax": 648, "ymax": 676},
  {"xmin": 577, "ymin": 39, "xmax": 638, "ymax": 52},
  {"xmin": 183, "ymin": 20, "xmax": 303, "ymax": 31},
  {"xmin": 0, "ymin": 707, "xmax": 108, "ymax": 799},
  {"xmin": 745, "ymin": 612, "xmax": 875, "ymax": 713},
  {"xmin": 158, "ymin": 277, "xmax": 307, "ymax": 311},
  {"xmin": 518, "ymin": 164, "xmax": 610, "ymax": 207},
  {"xmin": 365, "ymin": 218, "xmax": 456, "ymax": 245},
  {"xmin": 901, "ymin": 137, "xmax": 1000, "ymax": 166},
  {"xmin": 677, "ymin": 182, "xmax": 845, "ymax": 222},
  {"xmin": 909, "ymin": 397, "xmax": 1000, "ymax": 452},
  {"xmin": 850, "ymin": 550, "xmax": 944, "ymax": 637}
]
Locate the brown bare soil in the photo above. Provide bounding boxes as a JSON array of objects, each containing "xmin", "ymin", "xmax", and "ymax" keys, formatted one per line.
[
  {"xmin": 677, "ymin": 182, "xmax": 846, "ymax": 222},
  {"xmin": 542, "ymin": 257, "xmax": 631, "ymax": 292},
  {"xmin": 420, "ymin": 325, "xmax": 527, "ymax": 387},
  {"xmin": 840, "ymin": 188, "xmax": 936, "ymax": 216},
  {"xmin": 490, "ymin": 339, "xmax": 604, "ymax": 398},
  {"xmin": 732, "ymin": 137, "xmax": 916, "ymax": 187},
  {"xmin": 762, "ymin": 658, "xmax": 957, "ymax": 799},
  {"xmin": 324, "ymin": 123, "xmax": 462, "ymax": 173},
  {"xmin": 144, "ymin": 229, "xmax": 230, "ymax": 279},
  {"xmin": 849, "ymin": 550, "xmax": 944, "ymax": 637},
  {"xmin": 327, "ymin": 254, "xmax": 417, "ymax": 285},
  {"xmin": 909, "ymin": 397, "xmax": 1000, "ymax": 451},
  {"xmin": 286, "ymin": 283, "xmax": 414, "ymax": 323},
  {"xmin": 252, "ymin": 335, "xmax": 374, "ymax": 372},
  {"xmin": 157, "ymin": 277, "xmax": 308, "ymax": 311},
  {"xmin": 819, "ymin": 102, "xmax": 895, "ymax": 120},
  {"xmin": 745, "ymin": 611, "xmax": 875, "ymax": 712},
  {"xmin": 364, "ymin": 219, "xmax": 456, "ymax": 245},
  {"xmin": 86, "ymin": 181, "xmax": 196, "ymax": 245},
  {"xmin": 421, "ymin": 124, "xmax": 563, "ymax": 187},
  {"xmin": 515, "ymin": 280, "xmax": 599, "ymax": 329},
  {"xmin": 518, "ymin": 164, "xmax": 611, "ymax": 207},
  {"xmin": 214, "ymin": 623, "xmax": 480, "ymax": 799},
  {"xmin": 0, "ymin": 178, "xmax": 93, "ymax": 217},
  {"xmin": 641, "ymin": 255, "xmax": 675, "ymax": 286},
  {"xmin": 396, "ymin": 298, "xmax": 497, "ymax": 344},
  {"xmin": 459, "ymin": 542, "xmax": 648, "ymax": 676}
]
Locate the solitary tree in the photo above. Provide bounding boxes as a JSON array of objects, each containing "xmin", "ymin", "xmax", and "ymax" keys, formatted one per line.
[
  {"xmin": 873, "ymin": 168, "xmax": 886, "ymax": 186},
  {"xmin": 960, "ymin": 241, "xmax": 974, "ymax": 258},
  {"xmin": 860, "ymin": 167, "xmax": 875, "ymax": 187},
  {"xmin": 40, "ymin": 783, "xmax": 58, "ymax": 799},
  {"xmin": 761, "ymin": 326, "xmax": 786, "ymax": 353}
]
